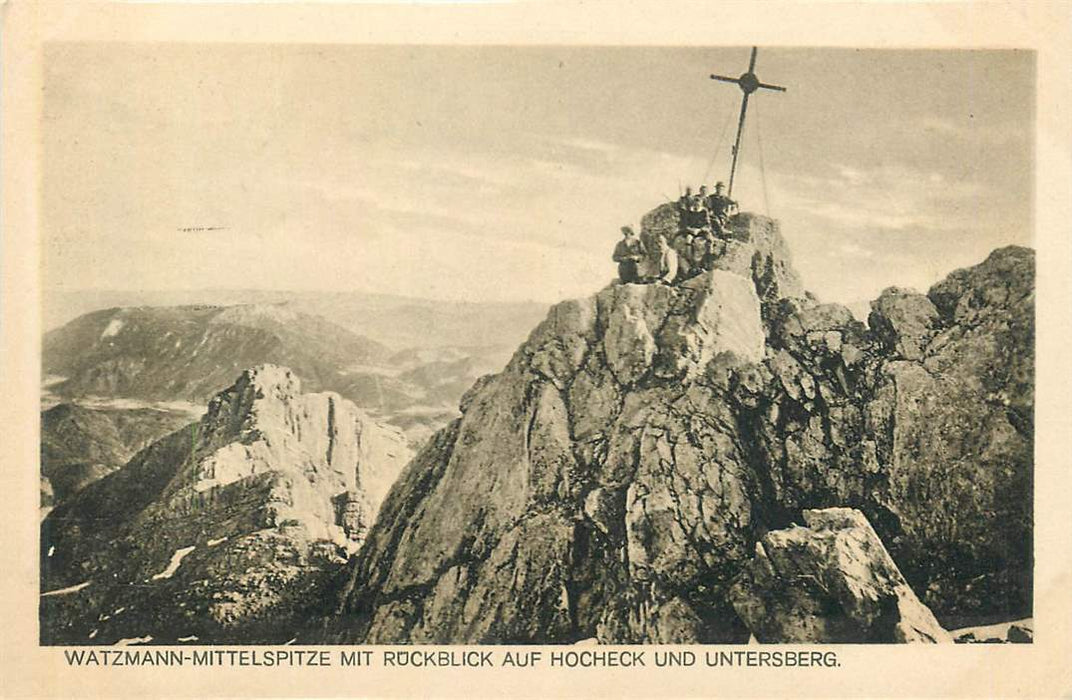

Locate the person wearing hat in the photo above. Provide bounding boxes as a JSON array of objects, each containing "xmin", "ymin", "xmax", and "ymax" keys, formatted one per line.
[
  {"xmin": 707, "ymin": 181, "xmax": 737, "ymax": 236},
  {"xmin": 612, "ymin": 225, "xmax": 647, "ymax": 284},
  {"xmin": 691, "ymin": 229, "xmax": 713, "ymax": 272}
]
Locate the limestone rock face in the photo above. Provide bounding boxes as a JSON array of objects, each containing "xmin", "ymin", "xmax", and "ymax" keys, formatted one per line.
[
  {"xmin": 729, "ymin": 508, "xmax": 952, "ymax": 643},
  {"xmin": 330, "ymin": 211, "xmax": 1032, "ymax": 644},
  {"xmin": 40, "ymin": 365, "xmax": 412, "ymax": 644}
]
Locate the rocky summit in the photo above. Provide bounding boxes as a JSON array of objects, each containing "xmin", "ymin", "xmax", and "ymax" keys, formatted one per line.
[
  {"xmin": 328, "ymin": 208, "xmax": 1033, "ymax": 644},
  {"xmin": 40, "ymin": 365, "xmax": 412, "ymax": 644}
]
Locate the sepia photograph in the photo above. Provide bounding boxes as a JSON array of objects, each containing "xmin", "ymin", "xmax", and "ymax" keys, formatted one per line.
[
  {"xmin": 38, "ymin": 43, "xmax": 1034, "ymax": 647},
  {"xmin": 3, "ymin": 2, "xmax": 1071, "ymax": 697}
]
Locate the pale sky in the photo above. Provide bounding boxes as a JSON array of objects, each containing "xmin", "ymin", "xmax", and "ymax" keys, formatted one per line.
[{"xmin": 42, "ymin": 45, "xmax": 1033, "ymax": 305}]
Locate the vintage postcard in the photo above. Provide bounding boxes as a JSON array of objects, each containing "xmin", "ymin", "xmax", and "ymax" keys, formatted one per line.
[{"xmin": 2, "ymin": 1, "xmax": 1070, "ymax": 697}]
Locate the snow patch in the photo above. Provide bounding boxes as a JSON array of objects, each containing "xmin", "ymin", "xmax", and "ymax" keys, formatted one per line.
[
  {"xmin": 116, "ymin": 636, "xmax": 153, "ymax": 646},
  {"xmin": 88, "ymin": 629, "xmax": 98, "ymax": 639},
  {"xmin": 101, "ymin": 318, "xmax": 124, "ymax": 339},
  {"xmin": 48, "ymin": 546, "xmax": 55, "ymax": 557},
  {"xmin": 206, "ymin": 537, "xmax": 228, "ymax": 547},
  {"xmin": 952, "ymin": 618, "xmax": 1033, "ymax": 642},
  {"xmin": 177, "ymin": 635, "xmax": 199, "ymax": 643},
  {"xmin": 41, "ymin": 580, "xmax": 91, "ymax": 597},
  {"xmin": 151, "ymin": 546, "xmax": 196, "ymax": 581}
]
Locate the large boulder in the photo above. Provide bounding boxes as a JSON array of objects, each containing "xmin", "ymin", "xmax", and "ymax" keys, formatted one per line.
[{"xmin": 730, "ymin": 508, "xmax": 951, "ymax": 643}]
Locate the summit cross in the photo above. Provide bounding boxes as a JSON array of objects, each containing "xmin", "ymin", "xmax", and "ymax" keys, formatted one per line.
[{"xmin": 710, "ymin": 47, "xmax": 787, "ymax": 198}]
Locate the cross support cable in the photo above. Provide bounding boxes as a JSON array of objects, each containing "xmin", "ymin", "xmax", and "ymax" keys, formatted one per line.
[{"xmin": 709, "ymin": 47, "xmax": 786, "ymax": 198}]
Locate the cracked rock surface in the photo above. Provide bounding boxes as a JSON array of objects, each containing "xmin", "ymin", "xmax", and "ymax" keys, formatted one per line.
[{"xmin": 328, "ymin": 211, "xmax": 1032, "ymax": 643}]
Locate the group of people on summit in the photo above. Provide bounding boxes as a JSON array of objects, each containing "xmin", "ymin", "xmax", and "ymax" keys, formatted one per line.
[{"xmin": 612, "ymin": 181, "xmax": 738, "ymax": 286}]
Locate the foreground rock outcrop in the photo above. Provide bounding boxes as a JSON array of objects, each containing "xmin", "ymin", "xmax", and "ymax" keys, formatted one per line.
[
  {"xmin": 327, "ymin": 207, "xmax": 1032, "ymax": 644},
  {"xmin": 40, "ymin": 365, "xmax": 412, "ymax": 644},
  {"xmin": 730, "ymin": 508, "xmax": 951, "ymax": 643}
]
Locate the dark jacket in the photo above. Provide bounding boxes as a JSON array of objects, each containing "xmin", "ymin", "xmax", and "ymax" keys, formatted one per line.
[{"xmin": 613, "ymin": 237, "xmax": 646, "ymax": 262}]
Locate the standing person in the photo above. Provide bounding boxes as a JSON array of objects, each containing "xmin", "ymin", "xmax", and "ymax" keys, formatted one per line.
[{"xmin": 612, "ymin": 226, "xmax": 646, "ymax": 284}]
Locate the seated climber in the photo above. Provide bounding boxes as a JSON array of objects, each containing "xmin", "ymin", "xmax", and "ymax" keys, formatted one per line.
[
  {"xmin": 681, "ymin": 195, "xmax": 711, "ymax": 234},
  {"xmin": 707, "ymin": 181, "xmax": 737, "ymax": 235},
  {"xmin": 690, "ymin": 230, "xmax": 713, "ymax": 273},
  {"xmin": 612, "ymin": 225, "xmax": 647, "ymax": 284},
  {"xmin": 677, "ymin": 186, "xmax": 694, "ymax": 214},
  {"xmin": 654, "ymin": 234, "xmax": 679, "ymax": 285},
  {"xmin": 672, "ymin": 229, "xmax": 694, "ymax": 280}
]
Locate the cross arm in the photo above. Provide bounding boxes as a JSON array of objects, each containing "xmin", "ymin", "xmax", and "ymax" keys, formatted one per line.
[
  {"xmin": 710, "ymin": 74, "xmax": 739, "ymax": 85},
  {"xmin": 758, "ymin": 82, "xmax": 787, "ymax": 92}
]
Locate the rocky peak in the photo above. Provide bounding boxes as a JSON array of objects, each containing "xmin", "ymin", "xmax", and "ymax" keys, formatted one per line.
[
  {"xmin": 330, "ymin": 207, "xmax": 1033, "ymax": 644},
  {"xmin": 160, "ymin": 364, "xmax": 411, "ymax": 547},
  {"xmin": 41, "ymin": 365, "xmax": 413, "ymax": 644}
]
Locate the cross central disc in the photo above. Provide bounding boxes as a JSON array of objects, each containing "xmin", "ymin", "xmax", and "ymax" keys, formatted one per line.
[{"xmin": 739, "ymin": 72, "xmax": 760, "ymax": 94}]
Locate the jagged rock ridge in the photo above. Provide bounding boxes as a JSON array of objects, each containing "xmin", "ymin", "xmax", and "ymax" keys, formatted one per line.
[
  {"xmin": 40, "ymin": 365, "xmax": 412, "ymax": 644},
  {"xmin": 330, "ymin": 209, "xmax": 1032, "ymax": 644}
]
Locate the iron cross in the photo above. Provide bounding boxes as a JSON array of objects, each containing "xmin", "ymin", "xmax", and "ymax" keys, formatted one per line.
[{"xmin": 710, "ymin": 47, "xmax": 787, "ymax": 198}]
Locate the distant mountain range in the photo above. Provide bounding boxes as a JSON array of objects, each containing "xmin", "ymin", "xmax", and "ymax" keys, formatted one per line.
[
  {"xmin": 43, "ymin": 288, "xmax": 550, "ymax": 353},
  {"xmin": 44, "ymin": 304, "xmax": 389, "ymax": 403}
]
